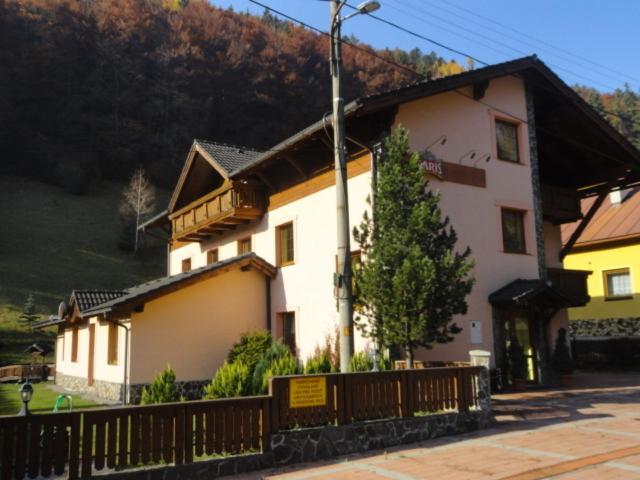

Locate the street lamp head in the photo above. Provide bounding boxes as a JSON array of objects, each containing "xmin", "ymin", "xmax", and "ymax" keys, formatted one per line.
[
  {"xmin": 20, "ymin": 382, "xmax": 33, "ymax": 403},
  {"xmin": 356, "ymin": 1, "xmax": 380, "ymax": 14}
]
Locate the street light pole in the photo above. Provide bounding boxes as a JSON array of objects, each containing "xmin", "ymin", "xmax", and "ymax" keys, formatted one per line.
[
  {"xmin": 329, "ymin": 1, "xmax": 380, "ymax": 373},
  {"xmin": 330, "ymin": 0, "xmax": 353, "ymax": 373}
]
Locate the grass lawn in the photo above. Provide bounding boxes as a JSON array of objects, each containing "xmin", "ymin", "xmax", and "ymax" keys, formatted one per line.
[
  {"xmin": 0, "ymin": 381, "xmax": 103, "ymax": 416},
  {"xmin": 0, "ymin": 175, "xmax": 167, "ymax": 365}
]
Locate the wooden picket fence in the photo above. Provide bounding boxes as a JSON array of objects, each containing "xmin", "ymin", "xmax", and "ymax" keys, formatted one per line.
[{"xmin": 0, "ymin": 366, "xmax": 484, "ymax": 480}]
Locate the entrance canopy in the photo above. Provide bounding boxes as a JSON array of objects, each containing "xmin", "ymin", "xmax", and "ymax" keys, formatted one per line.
[{"xmin": 489, "ymin": 279, "xmax": 573, "ymax": 309}]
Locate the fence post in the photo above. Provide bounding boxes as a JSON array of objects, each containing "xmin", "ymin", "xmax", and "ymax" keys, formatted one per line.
[
  {"xmin": 457, "ymin": 368, "xmax": 469, "ymax": 412},
  {"xmin": 400, "ymin": 370, "xmax": 413, "ymax": 417},
  {"xmin": 261, "ymin": 396, "xmax": 272, "ymax": 452},
  {"xmin": 336, "ymin": 374, "xmax": 346, "ymax": 425},
  {"xmin": 269, "ymin": 378, "xmax": 280, "ymax": 432},
  {"xmin": 68, "ymin": 412, "xmax": 81, "ymax": 480}
]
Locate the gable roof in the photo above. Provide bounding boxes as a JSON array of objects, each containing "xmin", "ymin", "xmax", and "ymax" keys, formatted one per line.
[
  {"xmin": 561, "ymin": 188, "xmax": 640, "ymax": 248},
  {"xmin": 232, "ymin": 56, "xmax": 640, "ymax": 181},
  {"xmin": 168, "ymin": 140, "xmax": 263, "ymax": 213},
  {"xmin": 83, "ymin": 253, "xmax": 276, "ymax": 318}
]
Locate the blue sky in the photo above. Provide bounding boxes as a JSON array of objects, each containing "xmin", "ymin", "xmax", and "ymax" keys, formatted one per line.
[{"xmin": 209, "ymin": 0, "xmax": 640, "ymax": 92}]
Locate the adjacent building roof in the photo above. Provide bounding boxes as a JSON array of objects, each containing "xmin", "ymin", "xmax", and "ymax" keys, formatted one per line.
[
  {"xmin": 72, "ymin": 290, "xmax": 126, "ymax": 313},
  {"xmin": 561, "ymin": 188, "xmax": 640, "ymax": 249},
  {"xmin": 83, "ymin": 253, "xmax": 276, "ymax": 318}
]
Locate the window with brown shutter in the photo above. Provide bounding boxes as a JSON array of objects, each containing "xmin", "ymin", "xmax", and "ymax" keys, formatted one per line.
[
  {"xmin": 207, "ymin": 249, "xmax": 219, "ymax": 264},
  {"xmin": 238, "ymin": 237, "xmax": 252, "ymax": 255},
  {"xmin": 278, "ymin": 312, "xmax": 296, "ymax": 355},
  {"xmin": 181, "ymin": 258, "xmax": 191, "ymax": 273},
  {"xmin": 495, "ymin": 119, "xmax": 520, "ymax": 163},
  {"xmin": 71, "ymin": 327, "xmax": 79, "ymax": 362},
  {"xmin": 501, "ymin": 208, "xmax": 526, "ymax": 254},
  {"xmin": 276, "ymin": 222, "xmax": 294, "ymax": 267},
  {"xmin": 107, "ymin": 323, "xmax": 118, "ymax": 365}
]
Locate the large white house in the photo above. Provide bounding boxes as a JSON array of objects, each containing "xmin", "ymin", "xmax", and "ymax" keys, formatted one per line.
[{"xmin": 39, "ymin": 57, "xmax": 640, "ymax": 402}]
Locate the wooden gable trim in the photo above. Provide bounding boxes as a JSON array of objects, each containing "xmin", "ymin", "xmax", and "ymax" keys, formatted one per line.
[{"xmin": 168, "ymin": 143, "xmax": 231, "ymax": 214}]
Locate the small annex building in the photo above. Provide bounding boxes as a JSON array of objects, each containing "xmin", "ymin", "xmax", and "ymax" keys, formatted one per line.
[{"xmin": 36, "ymin": 254, "xmax": 275, "ymax": 402}]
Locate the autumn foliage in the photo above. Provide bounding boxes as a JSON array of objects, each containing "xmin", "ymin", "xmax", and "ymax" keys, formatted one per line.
[{"xmin": 0, "ymin": 0, "xmax": 450, "ymax": 188}]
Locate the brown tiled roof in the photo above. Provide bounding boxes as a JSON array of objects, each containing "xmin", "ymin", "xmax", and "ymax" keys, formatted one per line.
[
  {"xmin": 72, "ymin": 290, "xmax": 126, "ymax": 313},
  {"xmin": 194, "ymin": 139, "xmax": 262, "ymax": 176},
  {"xmin": 561, "ymin": 188, "xmax": 640, "ymax": 247}
]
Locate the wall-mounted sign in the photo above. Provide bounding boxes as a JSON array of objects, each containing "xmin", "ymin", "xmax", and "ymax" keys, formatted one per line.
[
  {"xmin": 469, "ymin": 320, "xmax": 482, "ymax": 344},
  {"xmin": 422, "ymin": 154, "xmax": 444, "ymax": 179},
  {"xmin": 289, "ymin": 376, "xmax": 327, "ymax": 408}
]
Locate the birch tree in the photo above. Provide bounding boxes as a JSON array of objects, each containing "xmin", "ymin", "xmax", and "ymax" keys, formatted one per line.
[{"xmin": 120, "ymin": 167, "xmax": 156, "ymax": 253}]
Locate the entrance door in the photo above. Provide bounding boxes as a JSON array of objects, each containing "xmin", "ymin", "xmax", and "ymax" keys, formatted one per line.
[
  {"xmin": 88, "ymin": 324, "xmax": 95, "ymax": 386},
  {"xmin": 504, "ymin": 313, "xmax": 537, "ymax": 383}
]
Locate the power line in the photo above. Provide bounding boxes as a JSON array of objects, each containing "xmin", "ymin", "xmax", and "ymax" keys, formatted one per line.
[
  {"xmin": 388, "ymin": 0, "xmax": 624, "ymax": 91},
  {"xmin": 432, "ymin": 0, "xmax": 640, "ymax": 85},
  {"xmin": 249, "ymin": 0, "xmax": 633, "ymax": 137},
  {"xmin": 356, "ymin": 1, "xmax": 619, "ymax": 92}
]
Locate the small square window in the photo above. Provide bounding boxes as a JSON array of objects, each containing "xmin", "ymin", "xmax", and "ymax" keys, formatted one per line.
[
  {"xmin": 276, "ymin": 222, "xmax": 294, "ymax": 267},
  {"xmin": 207, "ymin": 249, "xmax": 219, "ymax": 265},
  {"xmin": 501, "ymin": 208, "xmax": 526, "ymax": 254},
  {"xmin": 238, "ymin": 237, "xmax": 252, "ymax": 255},
  {"xmin": 278, "ymin": 312, "xmax": 296, "ymax": 355},
  {"xmin": 181, "ymin": 258, "xmax": 192, "ymax": 273},
  {"xmin": 496, "ymin": 120, "xmax": 520, "ymax": 163},
  {"xmin": 604, "ymin": 268, "xmax": 632, "ymax": 300}
]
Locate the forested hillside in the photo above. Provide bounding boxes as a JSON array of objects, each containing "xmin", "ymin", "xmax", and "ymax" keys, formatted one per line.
[{"xmin": 0, "ymin": 0, "xmax": 461, "ymax": 189}]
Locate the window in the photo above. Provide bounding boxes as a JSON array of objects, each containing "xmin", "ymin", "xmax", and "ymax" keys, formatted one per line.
[
  {"xmin": 278, "ymin": 312, "xmax": 296, "ymax": 355},
  {"xmin": 495, "ymin": 119, "xmax": 520, "ymax": 163},
  {"xmin": 107, "ymin": 323, "xmax": 118, "ymax": 365},
  {"xmin": 238, "ymin": 237, "xmax": 252, "ymax": 255},
  {"xmin": 501, "ymin": 208, "xmax": 526, "ymax": 254},
  {"xmin": 276, "ymin": 222, "xmax": 294, "ymax": 266},
  {"xmin": 604, "ymin": 268, "xmax": 632, "ymax": 300},
  {"xmin": 181, "ymin": 258, "xmax": 191, "ymax": 273},
  {"xmin": 71, "ymin": 327, "xmax": 79, "ymax": 362},
  {"xmin": 207, "ymin": 249, "xmax": 219, "ymax": 265}
]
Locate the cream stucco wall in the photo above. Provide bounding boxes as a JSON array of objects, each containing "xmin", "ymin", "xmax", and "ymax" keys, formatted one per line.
[
  {"xmin": 169, "ymin": 165, "xmax": 375, "ymax": 363},
  {"xmin": 169, "ymin": 75, "xmax": 568, "ymax": 367},
  {"xmin": 55, "ymin": 317, "xmax": 128, "ymax": 386},
  {"xmin": 128, "ymin": 267, "xmax": 267, "ymax": 384},
  {"xmin": 395, "ymin": 76, "xmax": 539, "ymax": 364}
]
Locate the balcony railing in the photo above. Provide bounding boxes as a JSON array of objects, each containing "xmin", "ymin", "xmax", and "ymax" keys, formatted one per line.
[
  {"xmin": 541, "ymin": 185, "xmax": 582, "ymax": 225},
  {"xmin": 170, "ymin": 181, "xmax": 266, "ymax": 242},
  {"xmin": 547, "ymin": 267, "xmax": 591, "ymax": 307}
]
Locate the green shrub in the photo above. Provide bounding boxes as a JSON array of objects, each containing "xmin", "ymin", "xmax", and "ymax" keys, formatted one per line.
[
  {"xmin": 304, "ymin": 344, "xmax": 336, "ymax": 374},
  {"xmin": 203, "ymin": 361, "xmax": 251, "ymax": 399},
  {"xmin": 348, "ymin": 351, "xmax": 391, "ymax": 372},
  {"xmin": 227, "ymin": 330, "xmax": 272, "ymax": 372},
  {"xmin": 140, "ymin": 365, "xmax": 181, "ymax": 404},
  {"xmin": 251, "ymin": 341, "xmax": 292, "ymax": 395},
  {"xmin": 260, "ymin": 353, "xmax": 302, "ymax": 393}
]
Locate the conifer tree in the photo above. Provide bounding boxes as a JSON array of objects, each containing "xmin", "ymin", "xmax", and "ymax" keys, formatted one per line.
[
  {"xmin": 353, "ymin": 127, "xmax": 475, "ymax": 367},
  {"xmin": 20, "ymin": 294, "xmax": 40, "ymax": 327}
]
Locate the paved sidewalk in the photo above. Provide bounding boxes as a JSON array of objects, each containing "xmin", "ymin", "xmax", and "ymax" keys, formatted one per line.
[{"xmin": 239, "ymin": 371, "xmax": 640, "ymax": 480}]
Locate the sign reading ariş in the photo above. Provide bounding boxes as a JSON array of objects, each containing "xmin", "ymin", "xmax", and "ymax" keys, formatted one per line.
[
  {"xmin": 289, "ymin": 376, "xmax": 327, "ymax": 408},
  {"xmin": 423, "ymin": 156, "xmax": 444, "ymax": 179}
]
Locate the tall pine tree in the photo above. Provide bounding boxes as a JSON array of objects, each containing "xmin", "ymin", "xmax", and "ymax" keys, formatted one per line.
[{"xmin": 353, "ymin": 127, "xmax": 475, "ymax": 367}]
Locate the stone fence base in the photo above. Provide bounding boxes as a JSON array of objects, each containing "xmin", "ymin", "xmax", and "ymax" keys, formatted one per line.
[
  {"xmin": 570, "ymin": 318, "xmax": 640, "ymax": 338},
  {"xmin": 101, "ymin": 410, "xmax": 493, "ymax": 480}
]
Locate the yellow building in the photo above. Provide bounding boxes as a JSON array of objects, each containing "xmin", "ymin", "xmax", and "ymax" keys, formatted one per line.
[{"xmin": 563, "ymin": 188, "xmax": 640, "ymax": 337}]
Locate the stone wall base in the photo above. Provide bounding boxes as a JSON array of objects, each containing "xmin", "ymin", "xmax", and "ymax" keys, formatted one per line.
[
  {"xmin": 100, "ymin": 410, "xmax": 493, "ymax": 480},
  {"xmin": 570, "ymin": 318, "xmax": 640, "ymax": 338},
  {"xmin": 55, "ymin": 373, "xmax": 210, "ymax": 404},
  {"xmin": 56, "ymin": 372, "xmax": 123, "ymax": 402}
]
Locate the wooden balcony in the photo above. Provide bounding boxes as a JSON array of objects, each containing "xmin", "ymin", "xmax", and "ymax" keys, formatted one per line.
[
  {"xmin": 547, "ymin": 267, "xmax": 591, "ymax": 307},
  {"xmin": 170, "ymin": 181, "xmax": 266, "ymax": 242},
  {"xmin": 541, "ymin": 185, "xmax": 582, "ymax": 224}
]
